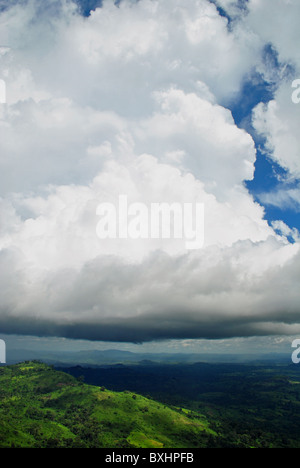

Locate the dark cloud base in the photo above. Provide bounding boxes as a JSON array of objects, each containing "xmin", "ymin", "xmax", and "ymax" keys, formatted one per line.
[{"xmin": 0, "ymin": 314, "xmax": 298, "ymax": 344}]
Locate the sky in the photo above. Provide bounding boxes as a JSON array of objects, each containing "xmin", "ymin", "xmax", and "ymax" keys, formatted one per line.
[{"xmin": 0, "ymin": 0, "xmax": 300, "ymax": 357}]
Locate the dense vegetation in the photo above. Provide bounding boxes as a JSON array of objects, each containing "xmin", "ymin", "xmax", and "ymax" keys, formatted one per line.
[
  {"xmin": 0, "ymin": 361, "xmax": 215, "ymax": 448},
  {"xmin": 1, "ymin": 360, "xmax": 300, "ymax": 448},
  {"xmin": 61, "ymin": 361, "xmax": 300, "ymax": 448}
]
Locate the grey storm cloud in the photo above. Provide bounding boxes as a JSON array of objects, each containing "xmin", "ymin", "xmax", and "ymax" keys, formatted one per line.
[{"xmin": 1, "ymin": 242, "xmax": 300, "ymax": 342}]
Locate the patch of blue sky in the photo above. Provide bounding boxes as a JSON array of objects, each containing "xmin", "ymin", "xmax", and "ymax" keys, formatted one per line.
[
  {"xmin": 74, "ymin": 0, "xmax": 103, "ymax": 16},
  {"xmin": 209, "ymin": 0, "xmax": 250, "ymax": 31},
  {"xmin": 74, "ymin": 0, "xmax": 125, "ymax": 17},
  {"xmin": 0, "ymin": 0, "xmax": 105, "ymax": 17},
  {"xmin": 228, "ymin": 47, "xmax": 300, "ymax": 237},
  {"xmin": 206, "ymin": 3, "xmax": 300, "ymax": 238}
]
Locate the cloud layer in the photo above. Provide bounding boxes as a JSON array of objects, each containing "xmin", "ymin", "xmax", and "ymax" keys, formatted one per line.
[{"xmin": 0, "ymin": 0, "xmax": 300, "ymax": 343}]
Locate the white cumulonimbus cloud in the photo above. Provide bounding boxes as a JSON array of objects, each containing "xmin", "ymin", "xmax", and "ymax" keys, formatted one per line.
[{"xmin": 0, "ymin": 0, "xmax": 300, "ymax": 343}]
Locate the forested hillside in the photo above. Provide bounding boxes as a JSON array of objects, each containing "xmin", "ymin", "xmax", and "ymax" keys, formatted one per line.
[{"xmin": 0, "ymin": 362, "xmax": 215, "ymax": 448}]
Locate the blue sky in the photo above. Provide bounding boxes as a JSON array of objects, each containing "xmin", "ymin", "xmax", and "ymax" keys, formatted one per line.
[
  {"xmin": 208, "ymin": 0, "xmax": 300, "ymax": 241},
  {"xmin": 229, "ymin": 49, "xmax": 300, "ymax": 239}
]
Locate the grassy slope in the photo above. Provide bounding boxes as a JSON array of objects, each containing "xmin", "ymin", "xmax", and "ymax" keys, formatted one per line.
[{"xmin": 0, "ymin": 361, "xmax": 215, "ymax": 448}]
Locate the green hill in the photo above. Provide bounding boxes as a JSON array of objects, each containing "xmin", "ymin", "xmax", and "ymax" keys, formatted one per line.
[{"xmin": 0, "ymin": 361, "xmax": 215, "ymax": 448}]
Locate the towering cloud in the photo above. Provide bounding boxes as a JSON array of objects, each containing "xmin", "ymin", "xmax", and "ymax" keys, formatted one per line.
[{"xmin": 0, "ymin": 0, "xmax": 299, "ymax": 343}]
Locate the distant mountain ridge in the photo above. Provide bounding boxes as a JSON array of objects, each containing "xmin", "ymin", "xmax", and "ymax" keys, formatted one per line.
[{"xmin": 5, "ymin": 347, "xmax": 290, "ymax": 366}]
